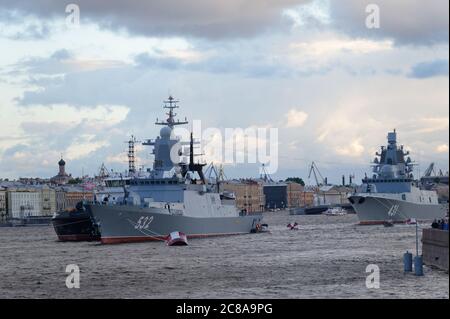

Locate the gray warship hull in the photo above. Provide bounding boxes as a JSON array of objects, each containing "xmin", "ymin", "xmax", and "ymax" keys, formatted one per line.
[
  {"xmin": 349, "ymin": 195, "xmax": 447, "ymax": 225},
  {"xmin": 89, "ymin": 204, "xmax": 263, "ymax": 244}
]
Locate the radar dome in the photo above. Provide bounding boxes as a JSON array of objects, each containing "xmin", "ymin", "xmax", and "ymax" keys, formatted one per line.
[{"xmin": 160, "ymin": 126, "xmax": 172, "ymax": 138}]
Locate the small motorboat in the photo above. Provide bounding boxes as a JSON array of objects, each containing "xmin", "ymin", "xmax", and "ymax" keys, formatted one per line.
[
  {"xmin": 251, "ymin": 223, "xmax": 270, "ymax": 233},
  {"xmin": 260, "ymin": 223, "xmax": 270, "ymax": 233},
  {"xmin": 166, "ymin": 231, "xmax": 188, "ymax": 246},
  {"xmin": 406, "ymin": 218, "xmax": 417, "ymax": 225},
  {"xmin": 287, "ymin": 222, "xmax": 299, "ymax": 230},
  {"xmin": 324, "ymin": 207, "xmax": 347, "ymax": 216}
]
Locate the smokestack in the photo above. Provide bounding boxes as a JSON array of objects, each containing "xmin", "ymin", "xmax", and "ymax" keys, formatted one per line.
[
  {"xmin": 349, "ymin": 175, "xmax": 353, "ymax": 185},
  {"xmin": 342, "ymin": 175, "xmax": 345, "ymax": 186}
]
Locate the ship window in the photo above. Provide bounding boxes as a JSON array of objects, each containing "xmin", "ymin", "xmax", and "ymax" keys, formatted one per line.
[
  {"xmin": 402, "ymin": 194, "xmax": 406, "ymax": 200},
  {"xmin": 151, "ymin": 181, "xmax": 155, "ymax": 184}
]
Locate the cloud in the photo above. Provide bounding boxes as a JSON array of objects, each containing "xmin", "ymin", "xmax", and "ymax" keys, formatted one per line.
[
  {"xmin": 12, "ymin": 49, "xmax": 127, "ymax": 78},
  {"xmin": 290, "ymin": 38, "xmax": 393, "ymax": 57},
  {"xmin": 436, "ymin": 144, "xmax": 449, "ymax": 153},
  {"xmin": 0, "ymin": 10, "xmax": 51, "ymax": 40},
  {"xmin": 328, "ymin": 0, "xmax": 449, "ymax": 45},
  {"xmin": 0, "ymin": 103, "xmax": 130, "ymax": 177},
  {"xmin": 286, "ymin": 109, "xmax": 309, "ymax": 128},
  {"xmin": 399, "ymin": 117, "xmax": 449, "ymax": 134},
  {"xmin": 0, "ymin": 0, "xmax": 310, "ymax": 39},
  {"xmin": 65, "ymin": 138, "xmax": 110, "ymax": 161},
  {"xmin": 408, "ymin": 60, "xmax": 449, "ymax": 79},
  {"xmin": 1, "ymin": 5, "xmax": 448, "ymax": 181},
  {"xmin": 335, "ymin": 139, "xmax": 365, "ymax": 157}
]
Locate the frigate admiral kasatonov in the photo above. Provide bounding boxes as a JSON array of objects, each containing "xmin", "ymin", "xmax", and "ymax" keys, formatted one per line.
[
  {"xmin": 348, "ymin": 130, "xmax": 447, "ymax": 224},
  {"xmin": 88, "ymin": 96, "xmax": 264, "ymax": 244}
]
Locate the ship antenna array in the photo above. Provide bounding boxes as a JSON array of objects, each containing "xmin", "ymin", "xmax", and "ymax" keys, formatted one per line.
[
  {"xmin": 155, "ymin": 95, "xmax": 189, "ymax": 128},
  {"xmin": 125, "ymin": 135, "xmax": 141, "ymax": 175}
]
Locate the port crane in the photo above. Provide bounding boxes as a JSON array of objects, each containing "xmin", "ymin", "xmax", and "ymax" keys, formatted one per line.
[
  {"xmin": 205, "ymin": 163, "xmax": 228, "ymax": 182},
  {"xmin": 308, "ymin": 161, "xmax": 326, "ymax": 187},
  {"xmin": 260, "ymin": 164, "xmax": 274, "ymax": 183},
  {"xmin": 423, "ymin": 162, "xmax": 436, "ymax": 177}
]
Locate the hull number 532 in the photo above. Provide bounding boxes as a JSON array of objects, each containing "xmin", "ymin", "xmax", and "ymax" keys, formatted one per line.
[{"xmin": 134, "ymin": 216, "xmax": 154, "ymax": 230}]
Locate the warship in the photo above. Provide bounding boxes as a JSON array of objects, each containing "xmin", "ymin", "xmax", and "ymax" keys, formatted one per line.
[
  {"xmin": 88, "ymin": 96, "xmax": 264, "ymax": 244},
  {"xmin": 52, "ymin": 173, "xmax": 130, "ymax": 241},
  {"xmin": 348, "ymin": 130, "xmax": 447, "ymax": 224},
  {"xmin": 51, "ymin": 202, "xmax": 100, "ymax": 241}
]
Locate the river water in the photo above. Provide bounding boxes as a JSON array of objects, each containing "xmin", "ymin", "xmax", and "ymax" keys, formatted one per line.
[{"xmin": 0, "ymin": 212, "xmax": 448, "ymax": 299}]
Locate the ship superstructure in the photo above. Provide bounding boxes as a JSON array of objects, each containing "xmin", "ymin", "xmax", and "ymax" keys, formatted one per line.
[
  {"xmin": 88, "ymin": 96, "xmax": 263, "ymax": 244},
  {"xmin": 349, "ymin": 130, "xmax": 447, "ymax": 224}
]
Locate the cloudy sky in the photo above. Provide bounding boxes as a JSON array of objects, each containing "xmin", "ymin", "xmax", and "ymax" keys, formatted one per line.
[{"xmin": 0, "ymin": 0, "xmax": 448, "ymax": 183}]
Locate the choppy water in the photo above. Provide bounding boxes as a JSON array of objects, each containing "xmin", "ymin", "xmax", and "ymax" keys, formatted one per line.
[{"xmin": 0, "ymin": 212, "xmax": 448, "ymax": 299}]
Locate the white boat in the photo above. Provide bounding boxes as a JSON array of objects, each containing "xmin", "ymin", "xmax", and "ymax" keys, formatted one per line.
[{"xmin": 324, "ymin": 207, "xmax": 347, "ymax": 216}]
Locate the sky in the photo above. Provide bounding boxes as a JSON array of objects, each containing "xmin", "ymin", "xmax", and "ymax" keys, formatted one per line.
[{"xmin": 0, "ymin": 0, "xmax": 448, "ymax": 184}]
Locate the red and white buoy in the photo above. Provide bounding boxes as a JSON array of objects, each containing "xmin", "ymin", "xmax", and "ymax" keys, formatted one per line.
[{"xmin": 166, "ymin": 231, "xmax": 188, "ymax": 246}]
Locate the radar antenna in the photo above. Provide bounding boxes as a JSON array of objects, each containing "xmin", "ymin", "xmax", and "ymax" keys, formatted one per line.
[{"xmin": 155, "ymin": 95, "xmax": 189, "ymax": 128}]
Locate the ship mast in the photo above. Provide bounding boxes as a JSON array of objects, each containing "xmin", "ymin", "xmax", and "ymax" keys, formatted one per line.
[
  {"xmin": 125, "ymin": 135, "xmax": 140, "ymax": 175},
  {"xmin": 155, "ymin": 95, "xmax": 188, "ymax": 128}
]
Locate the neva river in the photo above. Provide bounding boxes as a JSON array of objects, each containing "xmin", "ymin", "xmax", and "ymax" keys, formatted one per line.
[{"xmin": 0, "ymin": 212, "xmax": 448, "ymax": 298}]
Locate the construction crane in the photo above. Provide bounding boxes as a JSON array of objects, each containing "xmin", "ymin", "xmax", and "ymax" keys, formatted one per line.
[
  {"xmin": 308, "ymin": 161, "xmax": 326, "ymax": 187},
  {"xmin": 423, "ymin": 162, "xmax": 435, "ymax": 177},
  {"xmin": 205, "ymin": 163, "xmax": 227, "ymax": 182},
  {"xmin": 260, "ymin": 164, "xmax": 274, "ymax": 183},
  {"xmin": 205, "ymin": 163, "xmax": 228, "ymax": 191},
  {"xmin": 97, "ymin": 163, "xmax": 110, "ymax": 179}
]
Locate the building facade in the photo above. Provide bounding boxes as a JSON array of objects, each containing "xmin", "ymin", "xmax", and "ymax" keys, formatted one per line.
[
  {"xmin": 64, "ymin": 188, "xmax": 94, "ymax": 210},
  {"xmin": 263, "ymin": 183, "xmax": 287, "ymax": 210},
  {"xmin": 55, "ymin": 188, "xmax": 67, "ymax": 212},
  {"xmin": 0, "ymin": 188, "xmax": 7, "ymax": 222},
  {"xmin": 313, "ymin": 185, "xmax": 352, "ymax": 206},
  {"xmin": 286, "ymin": 182, "xmax": 304, "ymax": 208},
  {"xmin": 220, "ymin": 180, "xmax": 265, "ymax": 213},
  {"xmin": 7, "ymin": 188, "xmax": 41, "ymax": 218},
  {"xmin": 299, "ymin": 190, "xmax": 315, "ymax": 207},
  {"xmin": 40, "ymin": 186, "xmax": 57, "ymax": 216}
]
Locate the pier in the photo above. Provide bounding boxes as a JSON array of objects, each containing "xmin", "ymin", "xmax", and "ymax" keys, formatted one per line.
[{"xmin": 422, "ymin": 228, "xmax": 449, "ymax": 272}]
